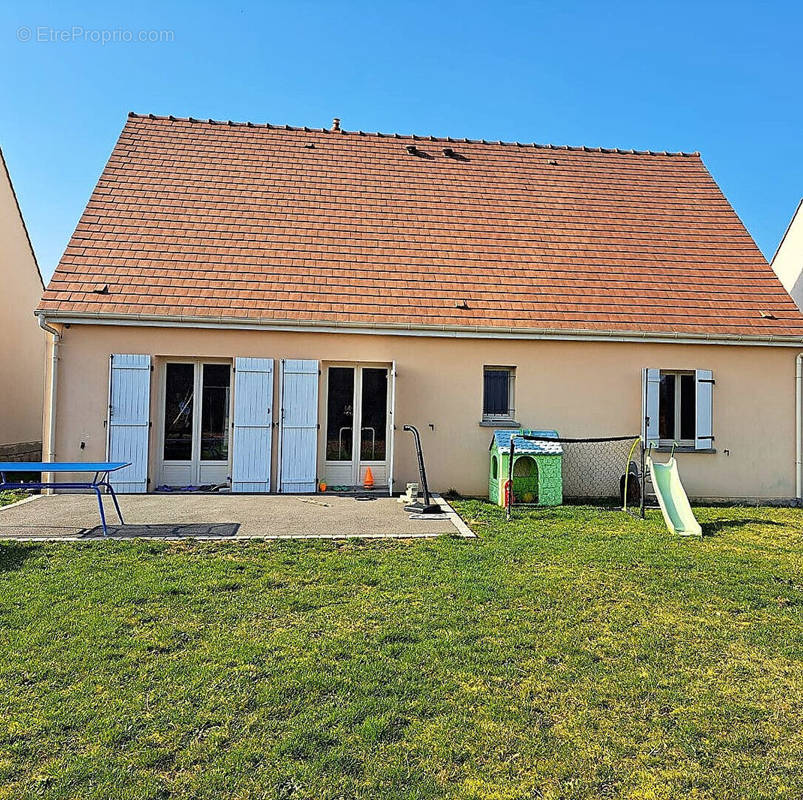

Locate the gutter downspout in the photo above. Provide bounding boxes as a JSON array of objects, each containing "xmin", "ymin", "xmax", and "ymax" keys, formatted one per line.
[
  {"xmin": 797, "ymin": 353, "xmax": 803, "ymax": 502},
  {"xmin": 37, "ymin": 314, "xmax": 60, "ymax": 487}
]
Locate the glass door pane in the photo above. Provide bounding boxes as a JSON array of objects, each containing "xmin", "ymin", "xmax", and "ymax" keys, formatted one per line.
[
  {"xmin": 360, "ymin": 368, "xmax": 387, "ymax": 461},
  {"xmin": 164, "ymin": 363, "xmax": 195, "ymax": 460},
  {"xmin": 326, "ymin": 367, "xmax": 354, "ymax": 461},
  {"xmin": 201, "ymin": 364, "xmax": 231, "ymax": 461}
]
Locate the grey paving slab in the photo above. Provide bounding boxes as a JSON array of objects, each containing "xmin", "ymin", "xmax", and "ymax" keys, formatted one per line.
[{"xmin": 0, "ymin": 493, "xmax": 471, "ymax": 540}]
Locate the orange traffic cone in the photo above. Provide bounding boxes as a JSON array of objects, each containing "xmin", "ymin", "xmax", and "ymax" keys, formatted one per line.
[{"xmin": 363, "ymin": 467, "xmax": 374, "ymax": 489}]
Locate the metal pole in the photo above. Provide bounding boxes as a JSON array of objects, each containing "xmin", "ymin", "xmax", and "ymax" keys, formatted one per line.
[
  {"xmin": 640, "ymin": 438, "xmax": 646, "ymax": 519},
  {"xmin": 506, "ymin": 436, "xmax": 516, "ymax": 521},
  {"xmin": 402, "ymin": 425, "xmax": 440, "ymax": 514}
]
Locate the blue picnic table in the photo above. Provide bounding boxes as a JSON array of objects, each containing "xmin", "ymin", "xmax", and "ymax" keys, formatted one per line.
[{"xmin": 0, "ymin": 462, "xmax": 130, "ymax": 536}]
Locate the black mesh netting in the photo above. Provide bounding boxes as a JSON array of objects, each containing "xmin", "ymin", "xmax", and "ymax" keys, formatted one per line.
[{"xmin": 508, "ymin": 435, "xmax": 643, "ymax": 509}]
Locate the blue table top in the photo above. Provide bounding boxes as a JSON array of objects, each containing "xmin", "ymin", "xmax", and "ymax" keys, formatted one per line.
[{"xmin": 0, "ymin": 462, "xmax": 130, "ymax": 473}]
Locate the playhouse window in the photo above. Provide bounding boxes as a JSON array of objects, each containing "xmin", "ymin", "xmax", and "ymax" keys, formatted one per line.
[
  {"xmin": 483, "ymin": 367, "xmax": 515, "ymax": 420},
  {"xmin": 659, "ymin": 371, "xmax": 696, "ymax": 446}
]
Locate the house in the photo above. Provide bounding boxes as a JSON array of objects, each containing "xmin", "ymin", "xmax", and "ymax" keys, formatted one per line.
[
  {"xmin": 0, "ymin": 146, "xmax": 44, "ymax": 463},
  {"xmin": 35, "ymin": 113, "xmax": 803, "ymax": 501},
  {"xmin": 772, "ymin": 199, "xmax": 803, "ymax": 312}
]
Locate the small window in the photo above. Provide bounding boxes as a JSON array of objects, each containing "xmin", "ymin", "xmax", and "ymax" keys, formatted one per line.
[
  {"xmin": 659, "ymin": 371, "xmax": 696, "ymax": 446},
  {"xmin": 483, "ymin": 367, "xmax": 515, "ymax": 421}
]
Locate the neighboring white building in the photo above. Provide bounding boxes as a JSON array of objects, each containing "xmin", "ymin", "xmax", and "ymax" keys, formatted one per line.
[
  {"xmin": 0, "ymin": 146, "xmax": 45, "ymax": 461},
  {"xmin": 772, "ymin": 199, "xmax": 803, "ymax": 311}
]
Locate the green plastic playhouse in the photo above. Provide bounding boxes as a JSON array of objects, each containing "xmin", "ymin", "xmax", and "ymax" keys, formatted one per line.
[{"xmin": 489, "ymin": 429, "xmax": 563, "ymax": 506}]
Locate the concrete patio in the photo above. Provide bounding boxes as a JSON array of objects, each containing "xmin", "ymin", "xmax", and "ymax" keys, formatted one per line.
[{"xmin": 0, "ymin": 493, "xmax": 473, "ymax": 540}]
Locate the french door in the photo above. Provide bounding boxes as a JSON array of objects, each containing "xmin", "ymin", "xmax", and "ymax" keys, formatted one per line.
[
  {"xmin": 160, "ymin": 361, "xmax": 232, "ymax": 487},
  {"xmin": 324, "ymin": 365, "xmax": 390, "ymax": 489}
]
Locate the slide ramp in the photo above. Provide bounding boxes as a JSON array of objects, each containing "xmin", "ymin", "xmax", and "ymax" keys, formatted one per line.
[{"xmin": 647, "ymin": 455, "xmax": 702, "ymax": 537}]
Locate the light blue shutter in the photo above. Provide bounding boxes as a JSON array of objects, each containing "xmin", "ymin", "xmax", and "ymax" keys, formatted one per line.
[
  {"xmin": 107, "ymin": 354, "xmax": 151, "ymax": 493},
  {"xmin": 387, "ymin": 361, "xmax": 396, "ymax": 496},
  {"xmin": 642, "ymin": 368, "xmax": 660, "ymax": 445},
  {"xmin": 232, "ymin": 358, "xmax": 274, "ymax": 492},
  {"xmin": 695, "ymin": 369, "xmax": 714, "ymax": 450},
  {"xmin": 279, "ymin": 359, "xmax": 319, "ymax": 493}
]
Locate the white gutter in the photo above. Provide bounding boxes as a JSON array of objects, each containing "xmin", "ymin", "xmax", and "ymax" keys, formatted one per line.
[
  {"xmin": 797, "ymin": 353, "xmax": 803, "ymax": 500},
  {"xmin": 34, "ymin": 310, "xmax": 803, "ymax": 348},
  {"xmin": 38, "ymin": 315, "xmax": 60, "ymax": 485}
]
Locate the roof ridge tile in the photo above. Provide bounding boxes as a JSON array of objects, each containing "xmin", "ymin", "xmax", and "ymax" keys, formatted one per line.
[{"xmin": 125, "ymin": 112, "xmax": 701, "ymax": 157}]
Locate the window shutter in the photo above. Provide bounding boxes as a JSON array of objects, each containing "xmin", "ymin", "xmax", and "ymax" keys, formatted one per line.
[
  {"xmin": 232, "ymin": 357, "xmax": 274, "ymax": 493},
  {"xmin": 107, "ymin": 354, "xmax": 151, "ymax": 493},
  {"xmin": 695, "ymin": 369, "xmax": 714, "ymax": 450},
  {"xmin": 642, "ymin": 368, "xmax": 660, "ymax": 445},
  {"xmin": 278, "ymin": 359, "xmax": 319, "ymax": 493},
  {"xmin": 387, "ymin": 361, "xmax": 397, "ymax": 496}
]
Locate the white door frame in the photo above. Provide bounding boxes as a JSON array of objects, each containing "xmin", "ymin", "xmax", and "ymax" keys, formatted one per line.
[
  {"xmin": 323, "ymin": 362, "xmax": 392, "ymax": 487},
  {"xmin": 156, "ymin": 358, "xmax": 234, "ymax": 486}
]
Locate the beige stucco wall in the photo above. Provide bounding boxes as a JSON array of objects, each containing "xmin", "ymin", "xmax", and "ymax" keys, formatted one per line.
[
  {"xmin": 43, "ymin": 322, "xmax": 803, "ymax": 500},
  {"xmin": 0, "ymin": 148, "xmax": 44, "ymax": 451}
]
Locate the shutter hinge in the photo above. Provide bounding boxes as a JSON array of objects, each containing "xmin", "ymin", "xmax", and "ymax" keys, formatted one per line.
[
  {"xmin": 698, "ymin": 378, "xmax": 715, "ymax": 385},
  {"xmin": 150, "ymin": 365, "xmax": 154, "ymax": 372}
]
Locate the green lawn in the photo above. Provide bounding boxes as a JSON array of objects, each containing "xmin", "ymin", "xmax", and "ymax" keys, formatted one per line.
[
  {"xmin": 0, "ymin": 490, "xmax": 26, "ymax": 508},
  {"xmin": 2, "ymin": 503, "xmax": 803, "ymax": 799}
]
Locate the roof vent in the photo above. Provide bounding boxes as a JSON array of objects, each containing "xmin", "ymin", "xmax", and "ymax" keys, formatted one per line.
[
  {"xmin": 547, "ymin": 159, "xmax": 559, "ymax": 165},
  {"xmin": 442, "ymin": 147, "xmax": 467, "ymax": 161},
  {"xmin": 455, "ymin": 299, "xmax": 470, "ymax": 310},
  {"xmin": 331, "ymin": 117, "xmax": 341, "ymax": 132},
  {"xmin": 405, "ymin": 144, "xmax": 432, "ymax": 158},
  {"xmin": 304, "ymin": 143, "xmax": 315, "ymax": 149},
  {"xmin": 92, "ymin": 283, "xmax": 109, "ymax": 294},
  {"xmin": 760, "ymin": 311, "xmax": 777, "ymax": 319}
]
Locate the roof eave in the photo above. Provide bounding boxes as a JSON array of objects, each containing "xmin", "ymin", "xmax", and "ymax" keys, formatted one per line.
[{"xmin": 33, "ymin": 309, "xmax": 803, "ymax": 348}]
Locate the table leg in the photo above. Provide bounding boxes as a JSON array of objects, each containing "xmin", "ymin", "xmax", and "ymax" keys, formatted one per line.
[
  {"xmin": 103, "ymin": 480, "xmax": 125, "ymax": 524},
  {"xmin": 93, "ymin": 485, "xmax": 109, "ymax": 536}
]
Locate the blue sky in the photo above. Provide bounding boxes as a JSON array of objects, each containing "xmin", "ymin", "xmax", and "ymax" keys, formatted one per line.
[{"xmin": 1, "ymin": 0, "xmax": 801, "ymax": 283}]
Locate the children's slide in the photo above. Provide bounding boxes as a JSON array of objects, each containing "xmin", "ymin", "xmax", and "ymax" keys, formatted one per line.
[{"xmin": 646, "ymin": 455, "xmax": 702, "ymax": 537}]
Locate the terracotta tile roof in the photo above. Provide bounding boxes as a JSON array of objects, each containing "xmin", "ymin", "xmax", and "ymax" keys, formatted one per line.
[{"xmin": 38, "ymin": 112, "xmax": 803, "ymax": 338}]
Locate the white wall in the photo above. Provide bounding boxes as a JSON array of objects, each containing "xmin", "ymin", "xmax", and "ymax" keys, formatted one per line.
[{"xmin": 772, "ymin": 199, "xmax": 803, "ymax": 312}]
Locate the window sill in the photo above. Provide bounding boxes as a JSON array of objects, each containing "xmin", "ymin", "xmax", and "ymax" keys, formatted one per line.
[
  {"xmin": 479, "ymin": 419, "xmax": 520, "ymax": 428},
  {"xmin": 650, "ymin": 446, "xmax": 717, "ymax": 454}
]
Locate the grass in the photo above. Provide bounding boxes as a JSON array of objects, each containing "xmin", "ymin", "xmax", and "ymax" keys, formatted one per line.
[
  {"xmin": 0, "ymin": 490, "xmax": 27, "ymax": 508},
  {"xmin": 1, "ymin": 502, "xmax": 803, "ymax": 799}
]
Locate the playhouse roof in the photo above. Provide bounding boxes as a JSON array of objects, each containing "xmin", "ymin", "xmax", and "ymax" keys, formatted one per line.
[
  {"xmin": 491, "ymin": 430, "xmax": 564, "ymax": 455},
  {"xmin": 38, "ymin": 113, "xmax": 803, "ymax": 340}
]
